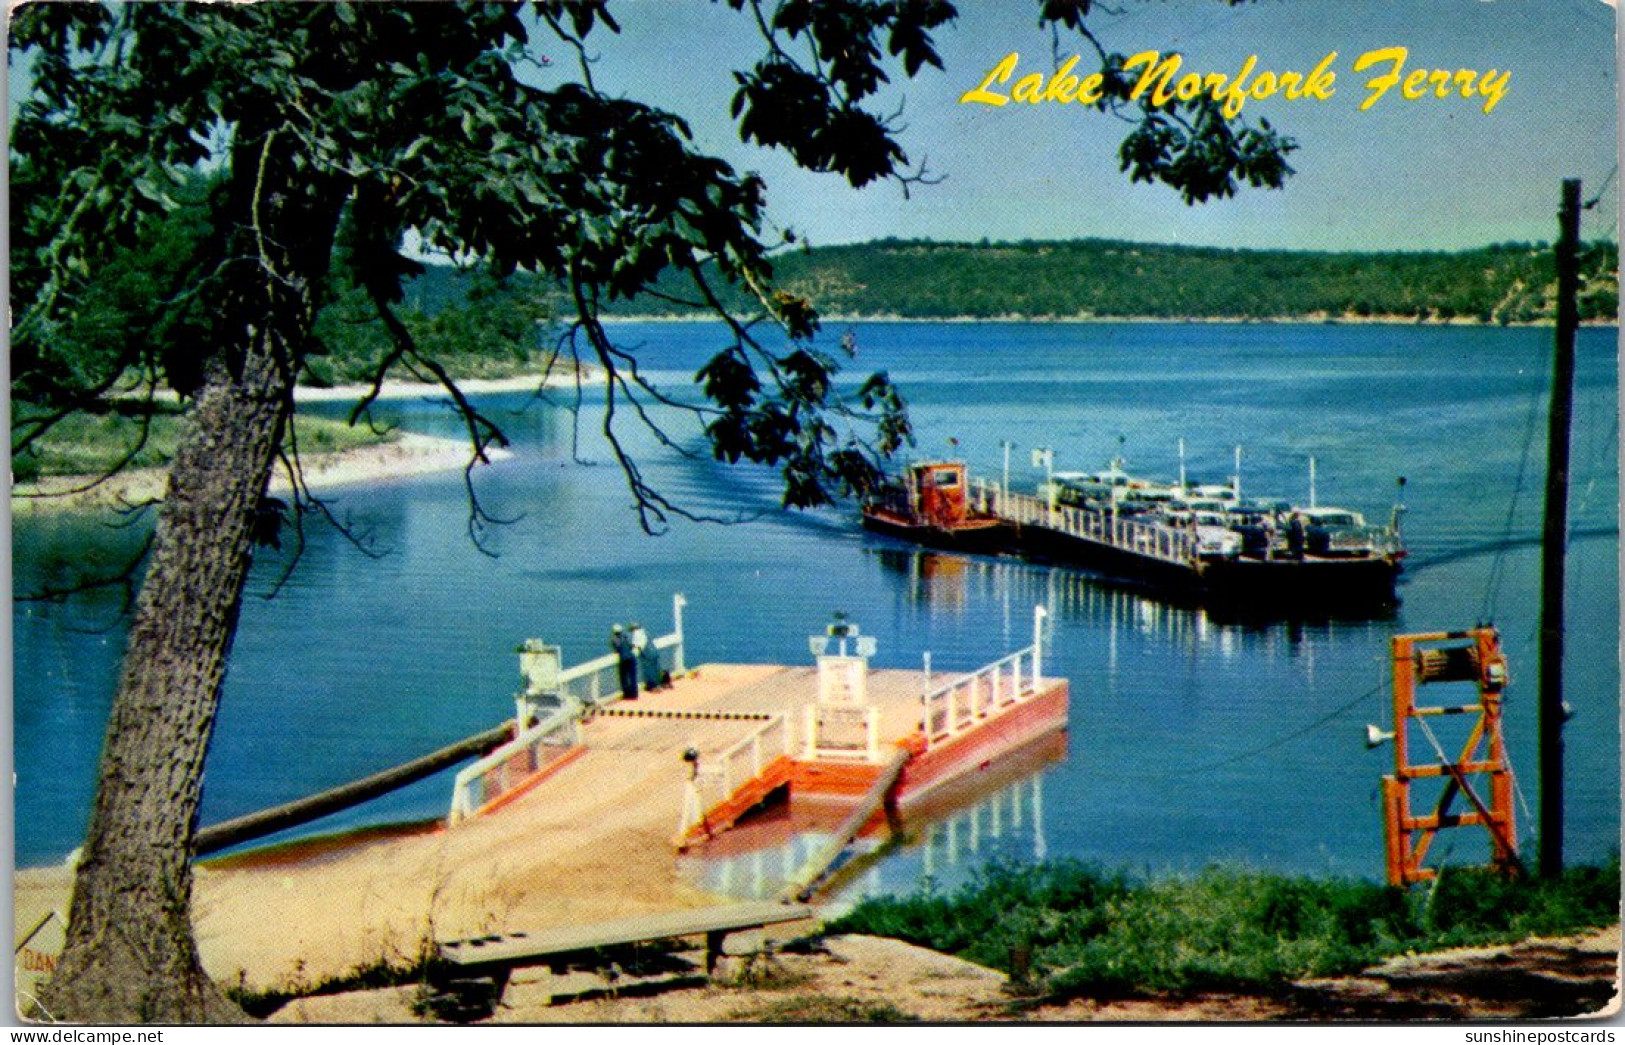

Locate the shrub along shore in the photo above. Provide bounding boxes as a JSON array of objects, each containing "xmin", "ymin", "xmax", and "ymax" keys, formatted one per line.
[
  {"xmin": 829, "ymin": 857, "xmax": 1622, "ymax": 1002},
  {"xmin": 10, "ymin": 372, "xmax": 584, "ymax": 510}
]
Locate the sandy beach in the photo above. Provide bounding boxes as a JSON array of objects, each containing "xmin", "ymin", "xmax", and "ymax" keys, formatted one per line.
[
  {"xmin": 12, "ymin": 666, "xmax": 798, "ymax": 995},
  {"xmin": 11, "ymin": 431, "xmax": 511, "ymax": 517},
  {"xmin": 290, "ymin": 368, "xmax": 590, "ymax": 403},
  {"xmin": 10, "ymin": 366, "xmax": 595, "ymax": 516}
]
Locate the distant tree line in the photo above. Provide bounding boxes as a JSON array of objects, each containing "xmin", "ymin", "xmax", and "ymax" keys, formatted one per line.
[
  {"xmin": 584, "ymin": 237, "xmax": 1618, "ymax": 325},
  {"xmin": 206, "ymin": 236, "xmax": 1625, "ymax": 393}
]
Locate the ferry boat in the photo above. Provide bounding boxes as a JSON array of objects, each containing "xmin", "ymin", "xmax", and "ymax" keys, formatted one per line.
[
  {"xmin": 862, "ymin": 458, "xmax": 1405, "ymax": 614},
  {"xmin": 859, "ymin": 460, "xmax": 1012, "ymax": 553}
]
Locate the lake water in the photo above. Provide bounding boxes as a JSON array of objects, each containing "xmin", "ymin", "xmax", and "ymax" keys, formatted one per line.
[{"xmin": 13, "ymin": 321, "xmax": 1619, "ymax": 895}]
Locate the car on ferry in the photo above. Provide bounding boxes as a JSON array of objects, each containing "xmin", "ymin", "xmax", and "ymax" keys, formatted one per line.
[
  {"xmin": 1047, "ymin": 464, "xmax": 1132, "ymax": 509},
  {"xmin": 1191, "ymin": 509, "xmax": 1243, "ymax": 559},
  {"xmin": 1294, "ymin": 506, "xmax": 1378, "ymax": 557}
]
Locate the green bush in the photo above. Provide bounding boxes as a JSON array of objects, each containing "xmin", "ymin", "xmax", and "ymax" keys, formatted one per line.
[
  {"xmin": 831, "ymin": 857, "xmax": 1621, "ymax": 1002},
  {"xmin": 1423, "ymin": 855, "xmax": 1622, "ymax": 944},
  {"xmin": 13, "ymin": 405, "xmax": 395, "ymax": 480}
]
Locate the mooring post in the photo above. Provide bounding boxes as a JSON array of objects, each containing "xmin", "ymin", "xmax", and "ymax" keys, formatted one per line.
[
  {"xmin": 1001, "ymin": 439, "xmax": 1013, "ymax": 512},
  {"xmin": 672, "ymin": 592, "xmax": 688, "ymax": 674},
  {"xmin": 920, "ymin": 652, "xmax": 934, "ymax": 751}
]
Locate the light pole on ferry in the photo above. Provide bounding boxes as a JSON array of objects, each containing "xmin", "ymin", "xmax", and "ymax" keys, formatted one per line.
[
  {"xmin": 1002, "ymin": 439, "xmax": 1014, "ymax": 511},
  {"xmin": 1033, "ymin": 447, "xmax": 1055, "ymax": 513}
]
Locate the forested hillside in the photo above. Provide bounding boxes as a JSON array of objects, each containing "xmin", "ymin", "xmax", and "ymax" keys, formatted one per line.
[{"xmin": 591, "ymin": 238, "xmax": 1617, "ymax": 324}]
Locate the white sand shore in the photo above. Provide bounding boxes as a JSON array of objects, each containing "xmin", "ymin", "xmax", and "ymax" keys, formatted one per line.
[
  {"xmin": 12, "ymin": 431, "xmax": 509, "ymax": 516},
  {"xmin": 292, "ymin": 368, "xmax": 594, "ymax": 402},
  {"xmin": 15, "ymin": 368, "xmax": 586, "ymax": 515}
]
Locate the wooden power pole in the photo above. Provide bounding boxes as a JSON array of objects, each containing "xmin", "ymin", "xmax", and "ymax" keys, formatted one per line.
[{"xmin": 1538, "ymin": 178, "xmax": 1581, "ymax": 877}]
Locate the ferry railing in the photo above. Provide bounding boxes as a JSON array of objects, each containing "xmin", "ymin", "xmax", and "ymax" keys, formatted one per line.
[
  {"xmin": 985, "ymin": 485, "xmax": 1197, "ymax": 566},
  {"xmin": 921, "ymin": 606, "xmax": 1049, "ymax": 751},
  {"xmin": 922, "ymin": 649, "xmax": 1036, "ymax": 748},
  {"xmin": 555, "ymin": 595, "xmax": 688, "ymax": 708},
  {"xmin": 448, "ymin": 707, "xmax": 581, "ymax": 823},
  {"xmin": 971, "ymin": 478, "xmax": 1001, "ymax": 516},
  {"xmin": 804, "ymin": 704, "xmax": 884, "ymax": 763},
  {"xmin": 553, "ymin": 636, "xmax": 679, "ymax": 708},
  {"xmin": 679, "ymin": 713, "xmax": 792, "ymax": 836},
  {"xmin": 1334, "ymin": 525, "xmax": 1403, "ymax": 556},
  {"xmin": 450, "ymin": 594, "xmax": 689, "ymax": 824}
]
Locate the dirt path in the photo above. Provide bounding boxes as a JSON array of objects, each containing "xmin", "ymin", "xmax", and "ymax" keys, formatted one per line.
[{"xmin": 265, "ymin": 925, "xmax": 1620, "ymax": 1024}]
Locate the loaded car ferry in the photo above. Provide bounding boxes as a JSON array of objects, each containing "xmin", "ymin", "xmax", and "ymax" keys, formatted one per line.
[{"xmin": 861, "ymin": 458, "xmax": 1406, "ymax": 614}]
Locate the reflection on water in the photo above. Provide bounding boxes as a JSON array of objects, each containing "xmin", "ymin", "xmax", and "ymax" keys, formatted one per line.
[
  {"xmin": 13, "ymin": 321, "xmax": 1617, "ymax": 877},
  {"xmin": 681, "ymin": 731, "xmax": 1066, "ymax": 902},
  {"xmin": 875, "ymin": 544, "xmax": 1392, "ymax": 667}
]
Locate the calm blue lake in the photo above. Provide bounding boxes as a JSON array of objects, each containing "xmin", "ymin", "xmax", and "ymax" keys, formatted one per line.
[{"xmin": 13, "ymin": 322, "xmax": 1619, "ymax": 892}]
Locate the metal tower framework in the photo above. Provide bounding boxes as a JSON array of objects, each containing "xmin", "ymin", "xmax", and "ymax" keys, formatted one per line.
[{"xmin": 1381, "ymin": 628, "xmax": 1520, "ymax": 887}]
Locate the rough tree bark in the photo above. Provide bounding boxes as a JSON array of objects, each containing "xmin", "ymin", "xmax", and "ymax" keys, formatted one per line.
[
  {"xmin": 27, "ymin": 99, "xmax": 353, "ymax": 1019},
  {"xmin": 35, "ymin": 336, "xmax": 295, "ymax": 1023}
]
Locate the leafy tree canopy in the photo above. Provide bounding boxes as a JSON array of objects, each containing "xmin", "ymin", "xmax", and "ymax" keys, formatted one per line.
[
  {"xmin": 9, "ymin": 0, "xmax": 1297, "ymax": 1023},
  {"xmin": 12, "ymin": 0, "xmax": 1296, "ymax": 524}
]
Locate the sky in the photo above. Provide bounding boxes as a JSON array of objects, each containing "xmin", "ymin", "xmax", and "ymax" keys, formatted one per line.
[
  {"xmin": 558, "ymin": 0, "xmax": 1619, "ymax": 252},
  {"xmin": 6, "ymin": 1, "xmax": 1616, "ymax": 253}
]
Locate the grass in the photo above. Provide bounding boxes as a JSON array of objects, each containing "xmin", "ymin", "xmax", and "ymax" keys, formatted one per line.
[
  {"xmin": 828, "ymin": 856, "xmax": 1621, "ymax": 1003},
  {"xmin": 12, "ymin": 406, "xmax": 396, "ymax": 482},
  {"xmin": 225, "ymin": 954, "xmax": 437, "ymax": 1020},
  {"xmin": 730, "ymin": 995, "xmax": 920, "ymax": 1023}
]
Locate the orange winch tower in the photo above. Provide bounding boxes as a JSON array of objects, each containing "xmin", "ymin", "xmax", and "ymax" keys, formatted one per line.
[{"xmin": 1381, "ymin": 628, "xmax": 1521, "ymax": 887}]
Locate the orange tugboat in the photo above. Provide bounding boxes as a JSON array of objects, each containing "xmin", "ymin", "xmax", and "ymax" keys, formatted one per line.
[{"xmin": 860, "ymin": 461, "xmax": 1012, "ymax": 554}]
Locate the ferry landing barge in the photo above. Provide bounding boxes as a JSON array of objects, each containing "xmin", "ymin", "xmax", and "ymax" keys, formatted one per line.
[{"xmin": 450, "ymin": 602, "xmax": 1069, "ymax": 856}]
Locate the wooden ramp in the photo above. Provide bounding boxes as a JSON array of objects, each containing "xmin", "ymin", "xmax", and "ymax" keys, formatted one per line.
[
  {"xmin": 780, "ymin": 747, "xmax": 911, "ymax": 902},
  {"xmin": 429, "ymin": 901, "xmax": 818, "ymax": 1018},
  {"xmin": 439, "ymin": 900, "xmax": 818, "ymax": 977}
]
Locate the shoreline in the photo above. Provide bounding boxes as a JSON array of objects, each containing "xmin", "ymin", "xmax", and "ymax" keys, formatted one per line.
[
  {"xmin": 292, "ymin": 368, "xmax": 593, "ymax": 403},
  {"xmin": 598, "ymin": 312, "xmax": 1617, "ymax": 328},
  {"xmin": 12, "ymin": 431, "xmax": 509, "ymax": 516},
  {"xmin": 14, "ymin": 370, "xmax": 591, "ymax": 515}
]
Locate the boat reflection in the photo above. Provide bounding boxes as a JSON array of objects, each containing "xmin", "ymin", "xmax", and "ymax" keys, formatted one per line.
[
  {"xmin": 873, "ymin": 546, "xmax": 1392, "ymax": 661},
  {"xmin": 679, "ymin": 730, "xmax": 1066, "ymax": 902}
]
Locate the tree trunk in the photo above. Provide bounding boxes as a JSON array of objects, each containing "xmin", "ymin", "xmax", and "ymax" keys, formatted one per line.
[{"xmin": 37, "ymin": 333, "xmax": 294, "ymax": 1024}]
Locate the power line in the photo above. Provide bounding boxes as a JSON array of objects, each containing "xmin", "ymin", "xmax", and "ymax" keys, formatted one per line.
[
  {"xmin": 1054, "ymin": 679, "xmax": 1389, "ymax": 784},
  {"xmin": 1479, "ymin": 337, "xmax": 1553, "ymax": 623},
  {"xmin": 1582, "ymin": 166, "xmax": 1616, "ymax": 212},
  {"xmin": 1186, "ymin": 681, "xmax": 1386, "ymax": 773},
  {"xmin": 1580, "ymin": 166, "xmax": 1618, "ymax": 242}
]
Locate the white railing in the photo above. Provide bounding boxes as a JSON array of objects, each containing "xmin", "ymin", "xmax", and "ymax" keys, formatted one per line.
[
  {"xmin": 678, "ymin": 714, "xmax": 792, "ymax": 836},
  {"xmin": 553, "ymin": 606, "xmax": 686, "ymax": 710},
  {"xmin": 922, "ymin": 648, "xmax": 1038, "ymax": 748},
  {"xmin": 976, "ymin": 482, "xmax": 1196, "ymax": 566},
  {"xmin": 451, "ymin": 593, "xmax": 689, "ymax": 824},
  {"xmin": 549, "ymin": 630, "xmax": 683, "ymax": 709},
  {"xmin": 448, "ymin": 707, "xmax": 581, "ymax": 822},
  {"xmin": 921, "ymin": 605, "xmax": 1050, "ymax": 750},
  {"xmin": 969, "ymin": 477, "xmax": 1001, "ymax": 516}
]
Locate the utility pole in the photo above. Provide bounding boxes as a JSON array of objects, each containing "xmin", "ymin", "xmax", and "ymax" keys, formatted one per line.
[{"xmin": 1538, "ymin": 178, "xmax": 1580, "ymax": 877}]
